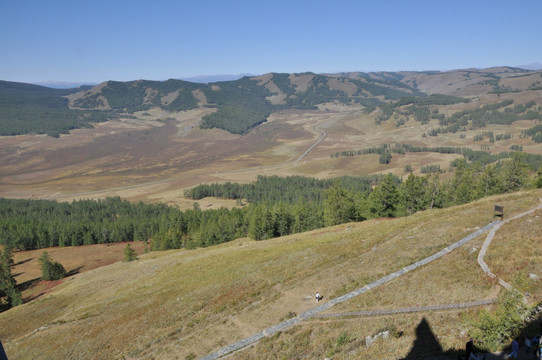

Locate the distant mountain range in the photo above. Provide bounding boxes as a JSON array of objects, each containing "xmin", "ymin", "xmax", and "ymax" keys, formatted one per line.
[
  {"xmin": 178, "ymin": 74, "xmax": 253, "ymax": 83},
  {"xmin": 30, "ymin": 81, "xmax": 98, "ymax": 89},
  {"xmin": 2, "ymin": 66, "xmax": 542, "ymax": 137},
  {"xmin": 516, "ymin": 63, "xmax": 542, "ymax": 71}
]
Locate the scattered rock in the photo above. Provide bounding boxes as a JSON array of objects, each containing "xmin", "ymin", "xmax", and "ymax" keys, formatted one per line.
[
  {"xmin": 529, "ymin": 273, "xmax": 539, "ymax": 280},
  {"xmin": 365, "ymin": 330, "xmax": 390, "ymax": 346}
]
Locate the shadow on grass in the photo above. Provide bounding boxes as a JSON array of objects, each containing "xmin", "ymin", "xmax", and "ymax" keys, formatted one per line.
[
  {"xmin": 66, "ymin": 266, "xmax": 84, "ymax": 277},
  {"xmin": 16, "ymin": 277, "xmax": 41, "ymax": 292},
  {"xmin": 399, "ymin": 314, "xmax": 542, "ymax": 360},
  {"xmin": 14, "ymin": 257, "xmax": 34, "ymax": 266}
]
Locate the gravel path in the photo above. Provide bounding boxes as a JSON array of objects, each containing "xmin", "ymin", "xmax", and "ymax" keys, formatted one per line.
[
  {"xmin": 200, "ymin": 201, "xmax": 542, "ymax": 359},
  {"xmin": 478, "ymin": 201, "xmax": 542, "ymax": 292},
  {"xmin": 199, "ymin": 221, "xmax": 500, "ymax": 360}
]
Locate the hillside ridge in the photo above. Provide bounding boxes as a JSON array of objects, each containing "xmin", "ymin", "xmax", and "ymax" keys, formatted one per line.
[
  {"xmin": 3, "ymin": 66, "xmax": 542, "ymax": 137},
  {"xmin": 200, "ymin": 220, "xmax": 500, "ymax": 360},
  {"xmin": 2, "ymin": 190, "xmax": 541, "ymax": 359}
]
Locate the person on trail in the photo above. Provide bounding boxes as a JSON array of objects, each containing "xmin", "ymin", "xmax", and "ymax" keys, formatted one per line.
[
  {"xmin": 508, "ymin": 337, "xmax": 519, "ymax": 359},
  {"xmin": 315, "ymin": 291, "xmax": 322, "ymax": 302},
  {"xmin": 466, "ymin": 338, "xmax": 485, "ymax": 360}
]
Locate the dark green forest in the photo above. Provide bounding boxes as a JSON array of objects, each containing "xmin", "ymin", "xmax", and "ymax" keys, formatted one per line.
[
  {"xmin": 184, "ymin": 174, "xmax": 392, "ymax": 204},
  {"xmin": 2, "ymin": 152, "xmax": 540, "ymax": 253},
  {"xmin": 0, "ymin": 80, "xmax": 114, "ymax": 137}
]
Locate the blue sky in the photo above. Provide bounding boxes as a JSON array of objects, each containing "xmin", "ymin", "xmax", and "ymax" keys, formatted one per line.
[{"xmin": 1, "ymin": 0, "xmax": 541, "ymax": 83}]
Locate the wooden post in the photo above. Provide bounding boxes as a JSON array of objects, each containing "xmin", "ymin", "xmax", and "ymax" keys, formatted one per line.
[{"xmin": 494, "ymin": 205, "xmax": 504, "ymax": 218}]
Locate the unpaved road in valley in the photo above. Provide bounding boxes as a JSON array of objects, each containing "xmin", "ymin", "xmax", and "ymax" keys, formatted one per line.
[{"xmin": 43, "ymin": 119, "xmax": 330, "ymax": 202}]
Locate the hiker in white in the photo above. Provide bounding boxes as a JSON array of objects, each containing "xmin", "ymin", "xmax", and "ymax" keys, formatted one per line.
[{"xmin": 315, "ymin": 292, "xmax": 322, "ymax": 302}]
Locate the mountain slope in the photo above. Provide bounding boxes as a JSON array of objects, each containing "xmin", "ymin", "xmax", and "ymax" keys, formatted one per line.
[
  {"xmin": 329, "ymin": 67, "xmax": 542, "ymax": 97},
  {"xmin": 1, "ymin": 190, "xmax": 541, "ymax": 359},
  {"xmin": 67, "ymin": 73, "xmax": 420, "ymax": 134},
  {"xmin": 0, "ymin": 80, "xmax": 112, "ymax": 137},
  {"xmin": 3, "ymin": 67, "xmax": 540, "ymax": 137},
  {"xmin": 0, "ymin": 73, "xmax": 420, "ymax": 136}
]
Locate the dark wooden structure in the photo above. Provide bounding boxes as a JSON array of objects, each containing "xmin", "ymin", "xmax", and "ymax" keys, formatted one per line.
[{"xmin": 494, "ymin": 205, "xmax": 504, "ymax": 218}]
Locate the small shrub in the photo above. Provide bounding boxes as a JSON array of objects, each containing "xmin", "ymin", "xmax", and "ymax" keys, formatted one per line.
[
  {"xmin": 469, "ymin": 289, "xmax": 528, "ymax": 351},
  {"xmin": 336, "ymin": 331, "xmax": 349, "ymax": 347},
  {"xmin": 123, "ymin": 243, "xmax": 137, "ymax": 262}
]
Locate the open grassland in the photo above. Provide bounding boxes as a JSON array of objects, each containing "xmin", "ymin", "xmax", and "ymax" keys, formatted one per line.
[
  {"xmin": 1, "ymin": 189, "xmax": 541, "ymax": 359},
  {"xmin": 1, "ymin": 87, "xmax": 541, "ymax": 210}
]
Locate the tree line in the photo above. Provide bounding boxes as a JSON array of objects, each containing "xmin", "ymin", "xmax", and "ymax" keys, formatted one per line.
[
  {"xmin": 331, "ymin": 144, "xmax": 542, "ymax": 170},
  {"xmin": 184, "ymin": 174, "xmax": 388, "ymax": 204},
  {"xmin": 2, "ymin": 154, "xmax": 542, "ymax": 309},
  {"xmin": 2, "ymin": 153, "xmax": 541, "ymax": 253}
]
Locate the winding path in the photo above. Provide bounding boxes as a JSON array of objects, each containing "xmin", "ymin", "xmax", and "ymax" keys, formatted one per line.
[
  {"xmin": 477, "ymin": 200, "xmax": 542, "ymax": 293},
  {"xmin": 200, "ymin": 200, "xmax": 542, "ymax": 359},
  {"xmin": 199, "ymin": 222, "xmax": 500, "ymax": 360},
  {"xmin": 294, "ymin": 125, "xmax": 327, "ymax": 163}
]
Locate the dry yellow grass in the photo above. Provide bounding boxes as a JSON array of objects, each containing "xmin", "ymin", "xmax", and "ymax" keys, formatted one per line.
[
  {"xmin": 1, "ymin": 189, "xmax": 541, "ymax": 359},
  {"xmin": 2, "ymin": 88, "xmax": 540, "ymax": 207}
]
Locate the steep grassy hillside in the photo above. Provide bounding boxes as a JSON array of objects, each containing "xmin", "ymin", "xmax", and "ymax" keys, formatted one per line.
[{"xmin": 1, "ymin": 190, "xmax": 540, "ymax": 359}]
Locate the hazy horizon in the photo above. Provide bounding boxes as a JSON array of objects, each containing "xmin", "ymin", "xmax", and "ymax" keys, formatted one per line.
[{"xmin": 2, "ymin": 0, "xmax": 541, "ymax": 84}]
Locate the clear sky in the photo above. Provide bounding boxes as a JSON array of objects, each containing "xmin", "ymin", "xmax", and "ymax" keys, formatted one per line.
[{"xmin": 1, "ymin": 0, "xmax": 541, "ymax": 83}]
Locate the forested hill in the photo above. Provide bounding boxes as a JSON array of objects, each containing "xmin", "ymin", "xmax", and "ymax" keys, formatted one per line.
[
  {"xmin": 67, "ymin": 73, "xmax": 423, "ymax": 134},
  {"xmin": 3, "ymin": 67, "xmax": 541, "ymax": 136},
  {"xmin": 0, "ymin": 80, "xmax": 113, "ymax": 137},
  {"xmin": 1, "ymin": 73, "xmax": 420, "ymax": 136}
]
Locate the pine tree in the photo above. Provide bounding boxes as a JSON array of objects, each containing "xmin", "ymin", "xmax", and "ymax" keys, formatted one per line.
[
  {"xmin": 0, "ymin": 246, "xmax": 23, "ymax": 308},
  {"xmin": 247, "ymin": 204, "xmax": 274, "ymax": 240},
  {"xmin": 368, "ymin": 173, "xmax": 403, "ymax": 218},
  {"xmin": 323, "ymin": 180, "xmax": 355, "ymax": 226},
  {"xmin": 534, "ymin": 164, "xmax": 542, "ymax": 188},
  {"xmin": 38, "ymin": 251, "xmax": 66, "ymax": 281},
  {"xmin": 123, "ymin": 243, "xmax": 137, "ymax": 262},
  {"xmin": 499, "ymin": 152, "xmax": 530, "ymax": 193},
  {"xmin": 401, "ymin": 173, "xmax": 430, "ymax": 215},
  {"xmin": 449, "ymin": 158, "xmax": 477, "ymax": 205}
]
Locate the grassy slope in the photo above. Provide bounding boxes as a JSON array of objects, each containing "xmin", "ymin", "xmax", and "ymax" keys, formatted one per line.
[{"xmin": 1, "ymin": 189, "xmax": 541, "ymax": 359}]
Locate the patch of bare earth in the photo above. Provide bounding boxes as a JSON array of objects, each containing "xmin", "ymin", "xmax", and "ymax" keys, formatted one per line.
[{"xmin": 11, "ymin": 241, "xmax": 147, "ymax": 302}]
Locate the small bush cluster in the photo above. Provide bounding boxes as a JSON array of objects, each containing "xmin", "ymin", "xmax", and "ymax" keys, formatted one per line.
[
  {"xmin": 468, "ymin": 289, "xmax": 528, "ymax": 351},
  {"xmin": 38, "ymin": 251, "xmax": 66, "ymax": 281}
]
